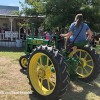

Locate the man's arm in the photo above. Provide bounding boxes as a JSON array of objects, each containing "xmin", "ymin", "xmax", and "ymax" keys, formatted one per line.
[
  {"xmin": 60, "ymin": 31, "xmax": 73, "ymax": 37},
  {"xmin": 86, "ymin": 30, "xmax": 93, "ymax": 40}
]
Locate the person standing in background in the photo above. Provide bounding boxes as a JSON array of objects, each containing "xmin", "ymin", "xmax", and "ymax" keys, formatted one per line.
[
  {"xmin": 46, "ymin": 31, "xmax": 52, "ymax": 41},
  {"xmin": 0, "ymin": 27, "xmax": 1, "ymax": 33},
  {"xmin": 28, "ymin": 29, "xmax": 30, "ymax": 35},
  {"xmin": 48, "ymin": 31, "xmax": 52, "ymax": 41},
  {"xmin": 1, "ymin": 27, "xmax": 4, "ymax": 33},
  {"xmin": 20, "ymin": 27, "xmax": 24, "ymax": 39},
  {"xmin": 1, "ymin": 27, "xmax": 5, "ymax": 39},
  {"xmin": 39, "ymin": 29, "xmax": 46, "ymax": 39},
  {"xmin": 35, "ymin": 24, "xmax": 38, "ymax": 37},
  {"xmin": 53, "ymin": 30, "xmax": 63, "ymax": 51}
]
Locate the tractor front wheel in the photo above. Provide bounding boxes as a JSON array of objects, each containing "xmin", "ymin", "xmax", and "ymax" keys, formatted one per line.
[
  {"xmin": 19, "ymin": 55, "xmax": 28, "ymax": 70},
  {"xmin": 28, "ymin": 45, "xmax": 69, "ymax": 100}
]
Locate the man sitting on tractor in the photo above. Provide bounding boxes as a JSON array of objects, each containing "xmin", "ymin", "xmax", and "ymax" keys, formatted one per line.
[{"xmin": 60, "ymin": 14, "xmax": 93, "ymax": 56}]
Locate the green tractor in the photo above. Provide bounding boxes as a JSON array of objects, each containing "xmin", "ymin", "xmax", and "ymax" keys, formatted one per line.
[{"xmin": 19, "ymin": 23, "xmax": 100, "ymax": 100}]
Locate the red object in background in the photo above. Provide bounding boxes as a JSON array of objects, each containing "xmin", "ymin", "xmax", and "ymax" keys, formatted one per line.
[
  {"xmin": 46, "ymin": 34, "xmax": 49, "ymax": 40},
  {"xmin": 24, "ymin": 31, "xmax": 26, "ymax": 33},
  {"xmin": 28, "ymin": 29, "xmax": 30, "ymax": 34}
]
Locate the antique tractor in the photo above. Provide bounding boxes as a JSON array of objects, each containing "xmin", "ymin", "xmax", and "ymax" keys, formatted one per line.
[{"xmin": 19, "ymin": 23, "xmax": 100, "ymax": 100}]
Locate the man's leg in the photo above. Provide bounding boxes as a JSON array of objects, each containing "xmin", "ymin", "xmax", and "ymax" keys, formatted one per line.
[
  {"xmin": 72, "ymin": 46, "xmax": 77, "ymax": 57},
  {"xmin": 73, "ymin": 46, "xmax": 77, "ymax": 54}
]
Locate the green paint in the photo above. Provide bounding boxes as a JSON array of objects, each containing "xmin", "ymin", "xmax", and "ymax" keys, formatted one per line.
[{"xmin": 23, "ymin": 23, "xmax": 91, "ymax": 82}]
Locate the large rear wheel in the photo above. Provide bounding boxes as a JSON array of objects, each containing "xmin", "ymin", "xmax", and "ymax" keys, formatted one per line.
[
  {"xmin": 69, "ymin": 47, "xmax": 100, "ymax": 82},
  {"xmin": 28, "ymin": 45, "xmax": 69, "ymax": 100}
]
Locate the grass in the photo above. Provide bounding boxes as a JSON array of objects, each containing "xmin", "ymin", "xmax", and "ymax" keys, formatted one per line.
[
  {"xmin": 94, "ymin": 45, "xmax": 100, "ymax": 54},
  {"xmin": 0, "ymin": 46, "xmax": 100, "ymax": 100},
  {"xmin": 0, "ymin": 47, "xmax": 40, "ymax": 100}
]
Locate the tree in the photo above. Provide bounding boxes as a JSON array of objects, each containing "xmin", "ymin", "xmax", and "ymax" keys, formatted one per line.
[
  {"xmin": 19, "ymin": 0, "xmax": 100, "ymax": 33},
  {"xmin": 81, "ymin": 0, "xmax": 100, "ymax": 32},
  {"xmin": 21, "ymin": 0, "xmax": 46, "ymax": 16}
]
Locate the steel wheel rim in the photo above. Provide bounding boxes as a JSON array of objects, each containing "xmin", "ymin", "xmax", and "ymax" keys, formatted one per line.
[
  {"xmin": 29, "ymin": 53, "xmax": 56, "ymax": 95},
  {"xmin": 69, "ymin": 49, "xmax": 94, "ymax": 78}
]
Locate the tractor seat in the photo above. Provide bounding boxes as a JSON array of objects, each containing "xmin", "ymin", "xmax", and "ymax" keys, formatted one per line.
[{"xmin": 73, "ymin": 40, "xmax": 89, "ymax": 47}]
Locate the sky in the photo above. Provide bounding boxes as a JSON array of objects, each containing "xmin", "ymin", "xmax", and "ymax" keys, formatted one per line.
[{"xmin": 0, "ymin": 0, "xmax": 25, "ymax": 10}]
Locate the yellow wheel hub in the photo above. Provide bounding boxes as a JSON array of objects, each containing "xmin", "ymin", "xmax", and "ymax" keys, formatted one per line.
[
  {"xmin": 69, "ymin": 49, "xmax": 94, "ymax": 78},
  {"xmin": 38, "ymin": 67, "xmax": 46, "ymax": 79},
  {"xmin": 79, "ymin": 58, "xmax": 87, "ymax": 67},
  {"xmin": 38, "ymin": 66, "xmax": 52, "ymax": 79},
  {"xmin": 29, "ymin": 53, "xmax": 56, "ymax": 96}
]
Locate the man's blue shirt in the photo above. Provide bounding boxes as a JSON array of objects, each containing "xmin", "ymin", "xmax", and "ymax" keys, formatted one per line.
[{"xmin": 69, "ymin": 22, "xmax": 90, "ymax": 43}]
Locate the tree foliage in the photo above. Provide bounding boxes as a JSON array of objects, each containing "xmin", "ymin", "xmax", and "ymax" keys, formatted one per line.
[
  {"xmin": 19, "ymin": 0, "xmax": 100, "ymax": 32},
  {"xmin": 81, "ymin": 0, "xmax": 100, "ymax": 32},
  {"xmin": 45, "ymin": 0, "xmax": 84, "ymax": 27}
]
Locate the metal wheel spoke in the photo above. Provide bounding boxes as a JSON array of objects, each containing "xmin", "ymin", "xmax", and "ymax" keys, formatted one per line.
[
  {"xmin": 79, "ymin": 51, "xmax": 81, "ymax": 58},
  {"xmin": 48, "ymin": 63, "xmax": 53, "ymax": 69},
  {"xmin": 48, "ymin": 78, "xmax": 55, "ymax": 87},
  {"xmin": 23, "ymin": 61, "xmax": 25, "ymax": 64},
  {"xmin": 75, "ymin": 66, "xmax": 79, "ymax": 72},
  {"xmin": 47, "ymin": 78, "xmax": 50, "ymax": 90},
  {"xmin": 38, "ymin": 75, "xmax": 41, "ymax": 80},
  {"xmin": 87, "ymin": 64, "xmax": 93, "ymax": 69},
  {"xmin": 76, "ymin": 54, "xmax": 79, "ymax": 57},
  {"xmin": 86, "ymin": 60, "xmax": 92, "ymax": 63},
  {"xmin": 83, "ymin": 67, "xmax": 89, "ymax": 74},
  {"xmin": 37, "ymin": 62, "xmax": 41, "ymax": 66},
  {"xmin": 23, "ymin": 58, "xmax": 26, "ymax": 61},
  {"xmin": 40, "ymin": 79, "xmax": 43, "ymax": 89},
  {"xmin": 81, "ymin": 68, "xmax": 83, "ymax": 75},
  {"xmin": 47, "ymin": 57, "xmax": 49, "ymax": 66},
  {"xmin": 24, "ymin": 61, "xmax": 27, "ymax": 64},
  {"xmin": 40, "ymin": 57, "xmax": 42, "ymax": 65},
  {"xmin": 24, "ymin": 59, "xmax": 27, "ymax": 63},
  {"xmin": 25, "ymin": 59, "xmax": 27, "ymax": 61},
  {"xmin": 84, "ymin": 53, "xmax": 88, "ymax": 60}
]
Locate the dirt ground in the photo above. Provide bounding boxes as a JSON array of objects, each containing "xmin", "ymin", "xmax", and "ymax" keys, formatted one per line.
[{"xmin": 0, "ymin": 47, "xmax": 100, "ymax": 100}]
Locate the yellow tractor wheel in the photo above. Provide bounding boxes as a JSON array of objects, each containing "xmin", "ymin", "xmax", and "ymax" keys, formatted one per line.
[
  {"xmin": 69, "ymin": 47, "xmax": 100, "ymax": 82},
  {"xmin": 28, "ymin": 45, "xmax": 69, "ymax": 100},
  {"xmin": 19, "ymin": 55, "xmax": 28, "ymax": 70}
]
